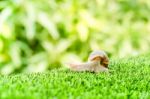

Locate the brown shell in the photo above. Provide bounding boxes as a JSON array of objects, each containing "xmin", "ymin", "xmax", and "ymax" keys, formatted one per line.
[{"xmin": 88, "ymin": 50, "xmax": 109, "ymax": 68}]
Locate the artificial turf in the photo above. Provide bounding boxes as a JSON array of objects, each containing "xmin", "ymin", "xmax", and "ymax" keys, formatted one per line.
[{"xmin": 0, "ymin": 55, "xmax": 150, "ymax": 99}]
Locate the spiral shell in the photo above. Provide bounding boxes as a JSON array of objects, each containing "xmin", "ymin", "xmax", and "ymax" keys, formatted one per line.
[{"xmin": 88, "ymin": 50, "xmax": 109, "ymax": 68}]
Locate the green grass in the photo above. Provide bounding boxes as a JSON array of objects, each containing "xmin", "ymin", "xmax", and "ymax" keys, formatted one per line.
[{"xmin": 1, "ymin": 55, "xmax": 150, "ymax": 99}]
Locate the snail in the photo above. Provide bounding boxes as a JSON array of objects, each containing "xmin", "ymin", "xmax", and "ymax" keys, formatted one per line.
[{"xmin": 67, "ymin": 50, "xmax": 109, "ymax": 73}]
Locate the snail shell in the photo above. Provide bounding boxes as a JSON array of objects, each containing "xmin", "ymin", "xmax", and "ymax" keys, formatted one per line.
[{"xmin": 88, "ymin": 50, "xmax": 109, "ymax": 68}]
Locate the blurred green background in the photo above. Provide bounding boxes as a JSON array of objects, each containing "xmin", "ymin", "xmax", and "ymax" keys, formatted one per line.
[{"xmin": 0, "ymin": 0, "xmax": 150, "ymax": 75}]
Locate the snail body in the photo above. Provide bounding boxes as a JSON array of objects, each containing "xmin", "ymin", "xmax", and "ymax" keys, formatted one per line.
[{"xmin": 68, "ymin": 50, "xmax": 109, "ymax": 73}]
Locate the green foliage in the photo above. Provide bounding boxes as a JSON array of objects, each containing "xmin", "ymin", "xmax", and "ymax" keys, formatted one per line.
[
  {"xmin": 0, "ymin": 54, "xmax": 150, "ymax": 98},
  {"xmin": 0, "ymin": 0, "xmax": 150, "ymax": 74}
]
